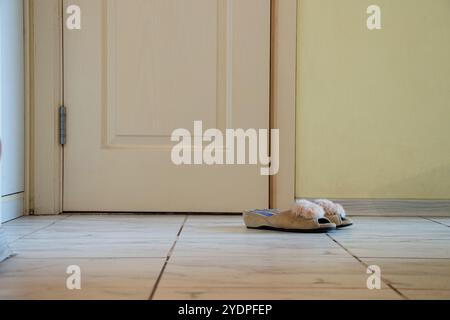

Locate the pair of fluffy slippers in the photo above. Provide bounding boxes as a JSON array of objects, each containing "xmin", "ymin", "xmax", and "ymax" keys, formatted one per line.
[{"xmin": 243, "ymin": 200, "xmax": 353, "ymax": 233}]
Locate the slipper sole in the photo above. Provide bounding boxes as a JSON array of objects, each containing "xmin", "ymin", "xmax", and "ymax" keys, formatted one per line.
[
  {"xmin": 247, "ymin": 226, "xmax": 336, "ymax": 234},
  {"xmin": 337, "ymin": 223, "xmax": 353, "ymax": 229}
]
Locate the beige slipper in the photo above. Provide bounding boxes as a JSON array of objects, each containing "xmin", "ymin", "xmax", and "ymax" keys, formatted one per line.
[
  {"xmin": 314, "ymin": 199, "xmax": 353, "ymax": 229},
  {"xmin": 243, "ymin": 200, "xmax": 336, "ymax": 233}
]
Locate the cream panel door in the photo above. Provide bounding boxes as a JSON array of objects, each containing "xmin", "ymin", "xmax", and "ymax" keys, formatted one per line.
[{"xmin": 64, "ymin": 0, "xmax": 270, "ymax": 212}]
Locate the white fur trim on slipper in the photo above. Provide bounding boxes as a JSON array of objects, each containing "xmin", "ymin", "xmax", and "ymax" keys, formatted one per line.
[
  {"xmin": 314, "ymin": 199, "xmax": 346, "ymax": 218},
  {"xmin": 292, "ymin": 200, "xmax": 325, "ymax": 219}
]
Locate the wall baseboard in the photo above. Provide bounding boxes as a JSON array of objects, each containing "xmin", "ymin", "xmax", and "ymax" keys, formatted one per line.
[
  {"xmin": 1, "ymin": 193, "xmax": 24, "ymax": 223},
  {"xmin": 316, "ymin": 199, "xmax": 450, "ymax": 217}
]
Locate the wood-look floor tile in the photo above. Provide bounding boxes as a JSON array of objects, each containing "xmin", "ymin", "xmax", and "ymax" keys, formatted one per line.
[
  {"xmin": 173, "ymin": 238, "xmax": 350, "ymax": 258},
  {"xmin": 2, "ymin": 216, "xmax": 68, "ymax": 239},
  {"xmin": 9, "ymin": 238, "xmax": 174, "ymax": 258},
  {"xmin": 0, "ymin": 257, "xmax": 164, "ymax": 300},
  {"xmin": 361, "ymin": 258, "xmax": 450, "ymax": 290},
  {"xmin": 159, "ymin": 256, "xmax": 372, "ymax": 289},
  {"xmin": 154, "ymin": 287, "xmax": 402, "ymax": 300},
  {"xmin": 333, "ymin": 239, "xmax": 450, "ymax": 259},
  {"xmin": 400, "ymin": 290, "xmax": 450, "ymax": 300}
]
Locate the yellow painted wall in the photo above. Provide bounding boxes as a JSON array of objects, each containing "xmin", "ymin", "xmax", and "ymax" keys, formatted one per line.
[{"xmin": 296, "ymin": 0, "xmax": 450, "ymax": 199}]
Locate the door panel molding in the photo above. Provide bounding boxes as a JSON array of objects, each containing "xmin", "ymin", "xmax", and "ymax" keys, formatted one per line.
[{"xmin": 103, "ymin": 0, "xmax": 234, "ymax": 148}]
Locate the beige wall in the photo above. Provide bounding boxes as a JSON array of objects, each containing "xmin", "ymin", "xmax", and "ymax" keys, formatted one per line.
[{"xmin": 296, "ymin": 0, "xmax": 450, "ymax": 200}]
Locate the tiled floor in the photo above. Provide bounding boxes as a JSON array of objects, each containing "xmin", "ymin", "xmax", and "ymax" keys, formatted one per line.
[{"xmin": 0, "ymin": 215, "xmax": 449, "ymax": 300}]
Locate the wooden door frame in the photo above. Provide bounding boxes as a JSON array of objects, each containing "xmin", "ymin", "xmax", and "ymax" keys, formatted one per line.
[
  {"xmin": 270, "ymin": 0, "xmax": 297, "ymax": 209},
  {"xmin": 27, "ymin": 0, "xmax": 64, "ymax": 215},
  {"xmin": 28, "ymin": 0, "xmax": 297, "ymax": 215}
]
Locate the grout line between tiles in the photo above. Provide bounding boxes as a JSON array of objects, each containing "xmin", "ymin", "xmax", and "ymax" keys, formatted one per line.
[
  {"xmin": 9, "ymin": 257, "xmax": 167, "ymax": 260},
  {"xmin": 422, "ymin": 217, "xmax": 450, "ymax": 228},
  {"xmin": 326, "ymin": 234, "xmax": 409, "ymax": 300},
  {"xmin": 149, "ymin": 215, "xmax": 188, "ymax": 300},
  {"xmin": 7, "ymin": 256, "xmax": 169, "ymax": 260},
  {"xmin": 8, "ymin": 215, "xmax": 73, "ymax": 245},
  {"xmin": 358, "ymin": 256, "xmax": 450, "ymax": 260}
]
